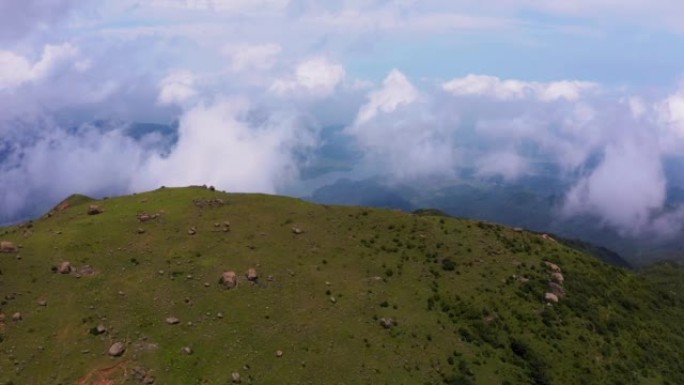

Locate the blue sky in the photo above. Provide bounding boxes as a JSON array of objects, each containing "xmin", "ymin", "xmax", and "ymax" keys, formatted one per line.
[{"xmin": 3, "ymin": 0, "xmax": 684, "ymax": 236}]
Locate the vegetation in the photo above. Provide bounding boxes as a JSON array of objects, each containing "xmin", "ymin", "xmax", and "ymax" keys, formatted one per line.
[{"xmin": 0, "ymin": 186, "xmax": 682, "ymax": 384}]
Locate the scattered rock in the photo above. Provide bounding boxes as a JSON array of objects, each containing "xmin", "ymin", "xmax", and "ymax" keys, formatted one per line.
[
  {"xmin": 379, "ymin": 317, "xmax": 395, "ymax": 329},
  {"xmin": 292, "ymin": 227, "xmax": 303, "ymax": 235},
  {"xmin": 188, "ymin": 227, "xmax": 197, "ymax": 235},
  {"xmin": 543, "ymin": 261, "xmax": 562, "ymax": 273},
  {"xmin": 193, "ymin": 198, "xmax": 225, "ymax": 208},
  {"xmin": 95, "ymin": 324, "xmax": 107, "ymax": 334},
  {"xmin": 37, "ymin": 299, "xmax": 47, "ymax": 307},
  {"xmin": 12, "ymin": 312, "xmax": 22, "ymax": 321},
  {"xmin": 219, "ymin": 271, "xmax": 238, "ymax": 289},
  {"xmin": 548, "ymin": 282, "xmax": 565, "ymax": 298},
  {"xmin": 78, "ymin": 265, "xmax": 96, "ymax": 276},
  {"xmin": 231, "ymin": 372, "xmax": 241, "ymax": 383},
  {"xmin": 0, "ymin": 241, "xmax": 17, "ymax": 253},
  {"xmin": 266, "ymin": 275, "xmax": 274, "ymax": 281},
  {"xmin": 57, "ymin": 261, "xmax": 72, "ymax": 274},
  {"xmin": 87, "ymin": 205, "xmax": 103, "ymax": 215},
  {"xmin": 165, "ymin": 317, "xmax": 180, "ymax": 325},
  {"xmin": 246, "ymin": 268, "xmax": 258, "ymax": 282},
  {"xmin": 276, "ymin": 350, "xmax": 283, "ymax": 358},
  {"xmin": 108, "ymin": 342, "xmax": 126, "ymax": 357},
  {"xmin": 551, "ymin": 272, "xmax": 564, "ymax": 285},
  {"xmin": 544, "ymin": 292, "xmax": 559, "ymax": 303},
  {"xmin": 181, "ymin": 346, "xmax": 193, "ymax": 355}
]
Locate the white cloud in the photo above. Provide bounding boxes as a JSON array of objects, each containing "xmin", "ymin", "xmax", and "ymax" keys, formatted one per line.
[
  {"xmin": 475, "ymin": 151, "xmax": 530, "ymax": 181},
  {"xmin": 270, "ymin": 58, "xmax": 346, "ymax": 97},
  {"xmin": 346, "ymin": 70, "xmax": 455, "ymax": 180},
  {"xmin": 224, "ymin": 43, "xmax": 282, "ymax": 72},
  {"xmin": 157, "ymin": 70, "xmax": 197, "ymax": 106},
  {"xmin": 442, "ymin": 74, "xmax": 598, "ymax": 102},
  {"xmin": 0, "ymin": 43, "xmax": 80, "ymax": 90},
  {"xmin": 562, "ymin": 138, "xmax": 666, "ymax": 235},
  {"xmin": 355, "ymin": 69, "xmax": 418, "ymax": 125},
  {"xmin": 134, "ymin": 98, "xmax": 319, "ymax": 193}
]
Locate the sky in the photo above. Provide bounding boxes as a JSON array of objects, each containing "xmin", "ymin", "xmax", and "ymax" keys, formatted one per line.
[{"xmin": 3, "ymin": 0, "xmax": 684, "ymax": 237}]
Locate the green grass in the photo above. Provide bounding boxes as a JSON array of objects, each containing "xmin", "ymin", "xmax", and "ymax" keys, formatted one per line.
[{"xmin": 0, "ymin": 186, "xmax": 683, "ymax": 384}]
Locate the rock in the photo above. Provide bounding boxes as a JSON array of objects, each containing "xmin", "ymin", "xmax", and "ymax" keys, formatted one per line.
[
  {"xmin": 96, "ymin": 324, "xmax": 107, "ymax": 334},
  {"xmin": 108, "ymin": 342, "xmax": 126, "ymax": 357},
  {"xmin": 142, "ymin": 375, "xmax": 155, "ymax": 384},
  {"xmin": 137, "ymin": 228, "xmax": 146, "ymax": 234},
  {"xmin": 37, "ymin": 299, "xmax": 47, "ymax": 307},
  {"xmin": 246, "ymin": 268, "xmax": 258, "ymax": 282},
  {"xmin": 188, "ymin": 227, "xmax": 197, "ymax": 235},
  {"xmin": 0, "ymin": 241, "xmax": 17, "ymax": 253},
  {"xmin": 551, "ymin": 272, "xmax": 564, "ymax": 285},
  {"xmin": 543, "ymin": 261, "xmax": 561, "ymax": 273},
  {"xmin": 12, "ymin": 312, "xmax": 22, "ymax": 321},
  {"xmin": 165, "ymin": 317, "xmax": 180, "ymax": 325},
  {"xmin": 379, "ymin": 317, "xmax": 395, "ymax": 329},
  {"xmin": 267, "ymin": 275, "xmax": 274, "ymax": 281},
  {"xmin": 330, "ymin": 296, "xmax": 337, "ymax": 304},
  {"xmin": 548, "ymin": 282, "xmax": 565, "ymax": 298},
  {"xmin": 78, "ymin": 265, "xmax": 95, "ymax": 276},
  {"xmin": 181, "ymin": 346, "xmax": 193, "ymax": 355},
  {"xmin": 276, "ymin": 350, "xmax": 283, "ymax": 357},
  {"xmin": 57, "ymin": 261, "xmax": 72, "ymax": 274},
  {"xmin": 544, "ymin": 292, "xmax": 559, "ymax": 303},
  {"xmin": 541, "ymin": 233, "xmax": 557, "ymax": 242},
  {"xmin": 292, "ymin": 227, "xmax": 303, "ymax": 235},
  {"xmin": 220, "ymin": 271, "xmax": 238, "ymax": 289},
  {"xmin": 231, "ymin": 372, "xmax": 241, "ymax": 383},
  {"xmin": 87, "ymin": 205, "xmax": 103, "ymax": 215},
  {"xmin": 513, "ymin": 227, "xmax": 523, "ymax": 232}
]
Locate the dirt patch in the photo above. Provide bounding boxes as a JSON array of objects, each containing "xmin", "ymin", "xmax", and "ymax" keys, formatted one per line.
[{"xmin": 77, "ymin": 361, "xmax": 129, "ymax": 385}]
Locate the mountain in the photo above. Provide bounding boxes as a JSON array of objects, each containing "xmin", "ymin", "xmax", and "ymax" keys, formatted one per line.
[{"xmin": 1, "ymin": 186, "xmax": 683, "ymax": 384}]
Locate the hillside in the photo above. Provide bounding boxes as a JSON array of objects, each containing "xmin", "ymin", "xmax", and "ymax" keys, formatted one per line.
[{"xmin": 0, "ymin": 186, "xmax": 683, "ymax": 385}]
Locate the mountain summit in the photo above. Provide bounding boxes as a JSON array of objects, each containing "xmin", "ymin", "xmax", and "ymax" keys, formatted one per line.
[{"xmin": 0, "ymin": 186, "xmax": 682, "ymax": 384}]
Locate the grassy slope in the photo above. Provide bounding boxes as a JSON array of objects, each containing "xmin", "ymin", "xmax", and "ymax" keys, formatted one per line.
[{"xmin": 0, "ymin": 186, "xmax": 682, "ymax": 385}]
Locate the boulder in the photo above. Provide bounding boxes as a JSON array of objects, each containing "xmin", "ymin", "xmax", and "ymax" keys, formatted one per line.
[
  {"xmin": 544, "ymin": 292, "xmax": 559, "ymax": 303},
  {"xmin": 87, "ymin": 205, "xmax": 103, "ymax": 215},
  {"xmin": 231, "ymin": 372, "xmax": 241, "ymax": 383},
  {"xmin": 220, "ymin": 271, "xmax": 238, "ymax": 289},
  {"xmin": 379, "ymin": 317, "xmax": 395, "ymax": 329},
  {"xmin": 543, "ymin": 261, "xmax": 561, "ymax": 273},
  {"xmin": 108, "ymin": 341, "xmax": 126, "ymax": 357},
  {"xmin": 57, "ymin": 261, "xmax": 72, "ymax": 274},
  {"xmin": 246, "ymin": 268, "xmax": 258, "ymax": 282},
  {"xmin": 548, "ymin": 282, "xmax": 565, "ymax": 298},
  {"xmin": 551, "ymin": 272, "xmax": 564, "ymax": 285},
  {"xmin": 0, "ymin": 241, "xmax": 17, "ymax": 253}
]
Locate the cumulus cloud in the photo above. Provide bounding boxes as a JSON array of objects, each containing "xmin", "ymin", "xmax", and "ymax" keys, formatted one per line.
[
  {"xmin": 442, "ymin": 74, "xmax": 599, "ymax": 102},
  {"xmin": 355, "ymin": 69, "xmax": 418, "ymax": 125},
  {"xmin": 562, "ymin": 138, "xmax": 667, "ymax": 235},
  {"xmin": 135, "ymin": 98, "xmax": 318, "ymax": 192},
  {"xmin": 346, "ymin": 69, "xmax": 456, "ymax": 180},
  {"xmin": 0, "ymin": 43, "xmax": 80, "ymax": 90},
  {"xmin": 224, "ymin": 43, "xmax": 282, "ymax": 72},
  {"xmin": 157, "ymin": 70, "xmax": 197, "ymax": 106},
  {"xmin": 270, "ymin": 58, "xmax": 346, "ymax": 97}
]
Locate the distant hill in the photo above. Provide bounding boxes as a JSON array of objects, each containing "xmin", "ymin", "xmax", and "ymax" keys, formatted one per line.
[{"xmin": 1, "ymin": 186, "xmax": 683, "ymax": 384}]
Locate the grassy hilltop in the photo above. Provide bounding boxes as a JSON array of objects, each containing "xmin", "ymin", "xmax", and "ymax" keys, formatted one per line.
[{"xmin": 0, "ymin": 186, "xmax": 683, "ymax": 385}]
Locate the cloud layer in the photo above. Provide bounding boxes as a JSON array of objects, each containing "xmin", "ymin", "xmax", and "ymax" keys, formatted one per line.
[{"xmin": 2, "ymin": 0, "xmax": 684, "ymax": 242}]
